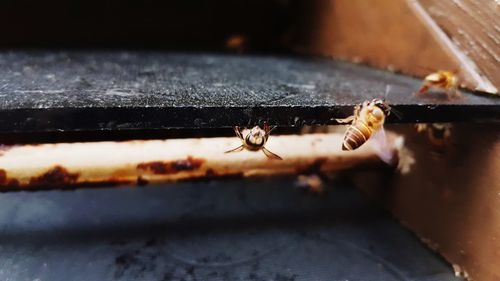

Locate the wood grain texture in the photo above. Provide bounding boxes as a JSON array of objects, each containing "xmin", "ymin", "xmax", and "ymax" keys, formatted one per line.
[
  {"xmin": 295, "ymin": 0, "xmax": 456, "ymax": 72},
  {"xmin": 419, "ymin": 0, "xmax": 500, "ymax": 92},
  {"xmin": 353, "ymin": 124, "xmax": 500, "ymax": 281},
  {"xmin": 293, "ymin": 0, "xmax": 498, "ymax": 94},
  {"xmin": 1, "ymin": 52, "xmax": 498, "ymax": 134}
]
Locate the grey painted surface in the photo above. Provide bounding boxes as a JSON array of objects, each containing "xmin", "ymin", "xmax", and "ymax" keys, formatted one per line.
[{"xmin": 0, "ymin": 177, "xmax": 461, "ymax": 281}]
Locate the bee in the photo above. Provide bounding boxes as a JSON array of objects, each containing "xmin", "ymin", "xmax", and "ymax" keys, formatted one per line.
[
  {"xmin": 295, "ymin": 174, "xmax": 324, "ymax": 194},
  {"xmin": 415, "ymin": 123, "xmax": 452, "ymax": 150},
  {"xmin": 416, "ymin": 70, "xmax": 462, "ymax": 99},
  {"xmin": 336, "ymin": 99, "xmax": 395, "ymax": 163},
  {"xmin": 225, "ymin": 122, "xmax": 282, "ymax": 160},
  {"xmin": 225, "ymin": 34, "xmax": 248, "ymax": 54}
]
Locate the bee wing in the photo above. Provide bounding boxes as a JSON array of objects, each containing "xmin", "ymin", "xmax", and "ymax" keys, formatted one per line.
[
  {"xmin": 368, "ymin": 127, "xmax": 395, "ymax": 165},
  {"xmin": 384, "ymin": 84, "xmax": 392, "ymax": 98},
  {"xmin": 225, "ymin": 145, "xmax": 244, "ymax": 154},
  {"xmin": 335, "ymin": 115, "xmax": 355, "ymax": 124},
  {"xmin": 416, "ymin": 84, "xmax": 430, "ymax": 96},
  {"xmin": 262, "ymin": 147, "xmax": 283, "ymax": 160},
  {"xmin": 446, "ymin": 88, "xmax": 463, "ymax": 100},
  {"xmin": 390, "ymin": 106, "xmax": 403, "ymax": 120}
]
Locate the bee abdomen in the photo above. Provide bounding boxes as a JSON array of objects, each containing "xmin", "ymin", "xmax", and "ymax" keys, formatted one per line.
[
  {"xmin": 342, "ymin": 123, "xmax": 371, "ymax": 151},
  {"xmin": 245, "ymin": 139, "xmax": 264, "ymax": 151}
]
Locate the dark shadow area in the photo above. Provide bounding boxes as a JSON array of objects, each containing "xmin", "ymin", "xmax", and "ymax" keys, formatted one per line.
[
  {"xmin": 0, "ymin": 0, "xmax": 298, "ymax": 52},
  {"xmin": 0, "ymin": 176, "xmax": 461, "ymax": 281}
]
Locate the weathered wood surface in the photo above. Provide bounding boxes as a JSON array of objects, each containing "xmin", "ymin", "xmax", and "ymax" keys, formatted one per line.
[
  {"xmin": 353, "ymin": 123, "xmax": 500, "ymax": 281},
  {"xmin": 420, "ymin": 0, "xmax": 500, "ymax": 92},
  {"xmin": 0, "ymin": 52, "xmax": 498, "ymax": 133},
  {"xmin": 293, "ymin": 0, "xmax": 498, "ymax": 94}
]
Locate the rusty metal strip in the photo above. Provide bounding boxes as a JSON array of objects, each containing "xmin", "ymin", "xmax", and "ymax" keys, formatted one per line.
[{"xmin": 0, "ymin": 133, "xmax": 393, "ymax": 191}]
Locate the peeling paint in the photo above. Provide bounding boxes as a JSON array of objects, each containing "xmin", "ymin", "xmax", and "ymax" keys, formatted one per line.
[
  {"xmin": 137, "ymin": 156, "xmax": 205, "ymax": 175},
  {"xmin": 29, "ymin": 166, "xmax": 79, "ymax": 186}
]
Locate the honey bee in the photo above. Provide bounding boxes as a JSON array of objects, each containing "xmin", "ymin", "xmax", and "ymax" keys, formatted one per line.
[
  {"xmin": 337, "ymin": 99, "xmax": 395, "ymax": 163},
  {"xmin": 415, "ymin": 123, "xmax": 452, "ymax": 150},
  {"xmin": 295, "ymin": 174, "xmax": 324, "ymax": 194},
  {"xmin": 225, "ymin": 34, "xmax": 248, "ymax": 54},
  {"xmin": 225, "ymin": 122, "xmax": 282, "ymax": 160},
  {"xmin": 416, "ymin": 70, "xmax": 462, "ymax": 99}
]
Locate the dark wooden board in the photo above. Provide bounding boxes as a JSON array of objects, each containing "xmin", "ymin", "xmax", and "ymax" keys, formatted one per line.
[{"xmin": 0, "ymin": 51, "xmax": 498, "ymax": 133}]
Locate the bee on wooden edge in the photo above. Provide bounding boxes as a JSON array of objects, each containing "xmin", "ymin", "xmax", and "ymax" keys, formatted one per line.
[
  {"xmin": 295, "ymin": 174, "xmax": 324, "ymax": 195},
  {"xmin": 225, "ymin": 122, "xmax": 283, "ymax": 160},
  {"xmin": 415, "ymin": 123, "xmax": 453, "ymax": 152},
  {"xmin": 416, "ymin": 70, "xmax": 462, "ymax": 100},
  {"xmin": 225, "ymin": 34, "xmax": 248, "ymax": 54},
  {"xmin": 336, "ymin": 98, "xmax": 398, "ymax": 164}
]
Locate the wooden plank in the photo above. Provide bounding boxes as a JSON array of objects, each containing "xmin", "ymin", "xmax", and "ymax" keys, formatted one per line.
[
  {"xmin": 419, "ymin": 0, "xmax": 500, "ymax": 92},
  {"xmin": 0, "ymin": 52, "xmax": 498, "ymax": 133},
  {"xmin": 353, "ymin": 123, "xmax": 500, "ymax": 281},
  {"xmin": 293, "ymin": 0, "xmax": 498, "ymax": 94}
]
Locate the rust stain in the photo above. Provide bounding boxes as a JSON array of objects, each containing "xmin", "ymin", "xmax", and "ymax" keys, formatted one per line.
[
  {"xmin": 0, "ymin": 169, "xmax": 6, "ymax": 184},
  {"xmin": 197, "ymin": 168, "xmax": 244, "ymax": 181},
  {"xmin": 7, "ymin": 179, "xmax": 19, "ymax": 187},
  {"xmin": 136, "ymin": 176, "xmax": 149, "ymax": 186},
  {"xmin": 0, "ymin": 169, "xmax": 20, "ymax": 187},
  {"xmin": 226, "ymin": 34, "xmax": 248, "ymax": 53},
  {"xmin": 205, "ymin": 168, "xmax": 216, "ymax": 177},
  {"xmin": 0, "ymin": 179, "xmax": 134, "ymax": 192},
  {"xmin": 74, "ymin": 179, "xmax": 134, "ymax": 188},
  {"xmin": 137, "ymin": 156, "xmax": 205, "ymax": 175},
  {"xmin": 29, "ymin": 166, "xmax": 79, "ymax": 186}
]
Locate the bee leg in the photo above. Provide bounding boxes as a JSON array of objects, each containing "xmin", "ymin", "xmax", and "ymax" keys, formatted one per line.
[
  {"xmin": 446, "ymin": 88, "xmax": 463, "ymax": 100},
  {"xmin": 234, "ymin": 126, "xmax": 244, "ymax": 140},
  {"xmin": 225, "ymin": 145, "xmax": 244, "ymax": 154},
  {"xmin": 415, "ymin": 123, "xmax": 428, "ymax": 134},
  {"xmin": 354, "ymin": 104, "xmax": 361, "ymax": 115},
  {"xmin": 416, "ymin": 83, "xmax": 430, "ymax": 96},
  {"xmin": 263, "ymin": 121, "xmax": 276, "ymax": 134},
  {"xmin": 263, "ymin": 122, "xmax": 277, "ymax": 142},
  {"xmin": 336, "ymin": 115, "xmax": 355, "ymax": 124},
  {"xmin": 262, "ymin": 147, "xmax": 283, "ymax": 160},
  {"xmin": 337, "ymin": 104, "xmax": 361, "ymax": 124},
  {"xmin": 267, "ymin": 126, "xmax": 277, "ymax": 140}
]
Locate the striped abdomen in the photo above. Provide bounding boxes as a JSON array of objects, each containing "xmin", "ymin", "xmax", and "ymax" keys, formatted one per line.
[
  {"xmin": 245, "ymin": 135, "xmax": 265, "ymax": 151},
  {"xmin": 425, "ymin": 72, "xmax": 452, "ymax": 89},
  {"xmin": 342, "ymin": 121, "xmax": 373, "ymax": 151}
]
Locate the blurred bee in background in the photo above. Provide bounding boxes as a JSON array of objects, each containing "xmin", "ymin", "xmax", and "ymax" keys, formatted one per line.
[
  {"xmin": 225, "ymin": 122, "xmax": 282, "ymax": 160},
  {"xmin": 225, "ymin": 34, "xmax": 248, "ymax": 54},
  {"xmin": 295, "ymin": 174, "xmax": 324, "ymax": 194},
  {"xmin": 415, "ymin": 123, "xmax": 453, "ymax": 152},
  {"xmin": 337, "ymin": 98, "xmax": 396, "ymax": 164},
  {"xmin": 416, "ymin": 70, "xmax": 462, "ymax": 99}
]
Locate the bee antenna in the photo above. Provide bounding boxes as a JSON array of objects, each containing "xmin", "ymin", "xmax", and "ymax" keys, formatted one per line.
[
  {"xmin": 390, "ymin": 106, "xmax": 403, "ymax": 120},
  {"xmin": 384, "ymin": 84, "xmax": 391, "ymax": 98}
]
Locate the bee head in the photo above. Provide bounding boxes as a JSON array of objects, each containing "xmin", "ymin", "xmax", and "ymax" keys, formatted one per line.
[
  {"xmin": 372, "ymin": 99, "xmax": 391, "ymax": 116},
  {"xmin": 250, "ymin": 126, "xmax": 264, "ymax": 136},
  {"xmin": 247, "ymin": 126, "xmax": 266, "ymax": 145}
]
